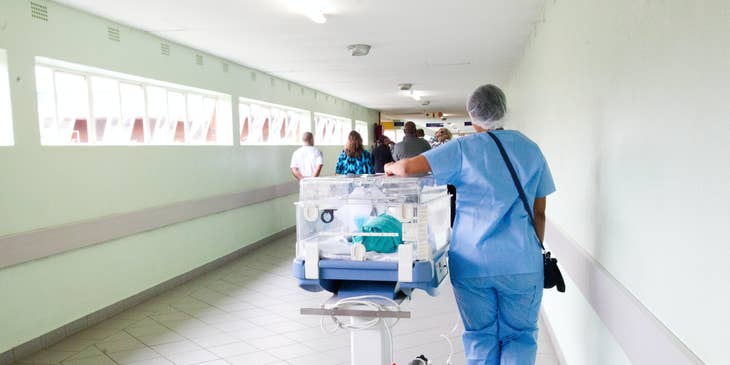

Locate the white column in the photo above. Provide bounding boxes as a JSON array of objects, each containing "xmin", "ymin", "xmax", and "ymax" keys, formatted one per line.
[{"xmin": 350, "ymin": 314, "xmax": 392, "ymax": 365}]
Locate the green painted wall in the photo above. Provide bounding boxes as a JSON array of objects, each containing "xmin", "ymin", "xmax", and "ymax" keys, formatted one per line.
[{"xmin": 0, "ymin": 0, "xmax": 378, "ymax": 353}]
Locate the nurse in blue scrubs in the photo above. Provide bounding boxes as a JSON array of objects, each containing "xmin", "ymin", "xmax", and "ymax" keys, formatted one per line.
[{"xmin": 385, "ymin": 84, "xmax": 555, "ymax": 365}]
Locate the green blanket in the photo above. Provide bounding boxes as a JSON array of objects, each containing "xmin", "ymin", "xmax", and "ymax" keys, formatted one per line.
[{"xmin": 352, "ymin": 214, "xmax": 403, "ymax": 253}]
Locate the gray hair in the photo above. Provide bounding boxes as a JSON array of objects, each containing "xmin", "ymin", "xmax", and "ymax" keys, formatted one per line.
[{"xmin": 467, "ymin": 84, "xmax": 507, "ymax": 130}]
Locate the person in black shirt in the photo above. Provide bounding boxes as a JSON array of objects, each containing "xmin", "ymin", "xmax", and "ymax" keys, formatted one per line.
[{"xmin": 372, "ymin": 136, "xmax": 395, "ymax": 173}]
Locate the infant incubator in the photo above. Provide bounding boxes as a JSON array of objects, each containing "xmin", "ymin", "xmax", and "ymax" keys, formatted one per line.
[{"xmin": 292, "ymin": 175, "xmax": 451, "ymax": 298}]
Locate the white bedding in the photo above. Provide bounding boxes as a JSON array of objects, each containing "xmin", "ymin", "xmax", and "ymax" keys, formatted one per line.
[{"xmin": 316, "ymin": 236, "xmax": 400, "ymax": 262}]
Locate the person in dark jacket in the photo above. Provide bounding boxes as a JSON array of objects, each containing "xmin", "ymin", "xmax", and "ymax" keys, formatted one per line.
[{"xmin": 372, "ymin": 136, "xmax": 395, "ymax": 173}]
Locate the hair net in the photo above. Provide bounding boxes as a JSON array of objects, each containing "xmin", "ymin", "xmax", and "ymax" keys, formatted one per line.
[{"xmin": 467, "ymin": 84, "xmax": 507, "ymax": 130}]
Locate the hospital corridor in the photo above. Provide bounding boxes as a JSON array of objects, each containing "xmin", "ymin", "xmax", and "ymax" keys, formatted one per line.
[{"xmin": 0, "ymin": 1, "xmax": 727, "ymax": 365}]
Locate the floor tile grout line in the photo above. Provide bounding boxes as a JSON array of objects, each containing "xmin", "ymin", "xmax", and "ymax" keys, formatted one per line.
[
  {"xmin": 142, "ymin": 293, "xmax": 317, "ymax": 363},
  {"xmin": 134, "ymin": 314, "xmax": 230, "ymax": 364},
  {"xmin": 121, "ymin": 322, "xmax": 200, "ymax": 364}
]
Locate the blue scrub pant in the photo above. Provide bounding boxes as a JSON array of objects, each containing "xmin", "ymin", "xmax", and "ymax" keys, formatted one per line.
[{"xmin": 451, "ymin": 273, "xmax": 543, "ymax": 365}]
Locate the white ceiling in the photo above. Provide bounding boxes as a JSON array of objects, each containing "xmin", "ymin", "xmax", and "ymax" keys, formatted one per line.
[{"xmin": 55, "ymin": 0, "xmax": 545, "ymax": 117}]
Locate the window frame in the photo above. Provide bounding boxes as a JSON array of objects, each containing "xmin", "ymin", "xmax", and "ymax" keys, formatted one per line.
[
  {"xmin": 34, "ymin": 57, "xmax": 233, "ymax": 146},
  {"xmin": 354, "ymin": 120, "xmax": 370, "ymax": 146},
  {"xmin": 238, "ymin": 96, "xmax": 312, "ymax": 146},
  {"xmin": 313, "ymin": 112, "xmax": 352, "ymax": 146}
]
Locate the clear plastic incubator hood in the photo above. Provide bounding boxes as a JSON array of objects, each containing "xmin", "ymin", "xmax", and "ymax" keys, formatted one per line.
[{"xmin": 292, "ymin": 175, "xmax": 451, "ymax": 299}]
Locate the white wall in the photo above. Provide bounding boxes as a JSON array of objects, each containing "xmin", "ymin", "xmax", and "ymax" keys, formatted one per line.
[{"xmin": 506, "ymin": 0, "xmax": 730, "ymax": 364}]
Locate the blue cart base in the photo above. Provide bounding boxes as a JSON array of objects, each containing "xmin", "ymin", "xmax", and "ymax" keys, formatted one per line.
[{"xmin": 292, "ymin": 247, "xmax": 449, "ymax": 299}]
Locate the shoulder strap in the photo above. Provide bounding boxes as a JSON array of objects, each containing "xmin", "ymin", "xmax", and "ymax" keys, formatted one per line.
[{"xmin": 487, "ymin": 131, "xmax": 545, "ymax": 251}]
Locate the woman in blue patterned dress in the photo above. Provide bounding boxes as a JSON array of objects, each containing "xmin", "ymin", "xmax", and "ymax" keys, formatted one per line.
[{"xmin": 335, "ymin": 131, "xmax": 374, "ymax": 175}]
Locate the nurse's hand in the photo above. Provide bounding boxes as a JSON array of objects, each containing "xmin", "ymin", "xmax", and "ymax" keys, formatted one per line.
[
  {"xmin": 384, "ymin": 162, "xmax": 399, "ymax": 176},
  {"xmin": 385, "ymin": 156, "xmax": 432, "ymax": 177}
]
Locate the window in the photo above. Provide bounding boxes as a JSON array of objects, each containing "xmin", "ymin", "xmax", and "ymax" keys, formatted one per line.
[
  {"xmin": 239, "ymin": 98, "xmax": 311, "ymax": 145},
  {"xmin": 383, "ymin": 128, "xmax": 405, "ymax": 144},
  {"xmin": 91, "ymin": 76, "xmax": 121, "ymax": 143},
  {"xmin": 314, "ymin": 113, "xmax": 352, "ymax": 146},
  {"xmin": 34, "ymin": 58, "xmax": 232, "ymax": 145},
  {"xmin": 1, "ymin": 49, "xmax": 14, "ymax": 145},
  {"xmin": 355, "ymin": 120, "xmax": 370, "ymax": 145}
]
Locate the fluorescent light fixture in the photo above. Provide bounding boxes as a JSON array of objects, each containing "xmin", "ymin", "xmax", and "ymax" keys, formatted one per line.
[
  {"xmin": 307, "ymin": 10, "xmax": 327, "ymax": 23},
  {"xmin": 409, "ymin": 90, "xmax": 422, "ymax": 101},
  {"xmin": 290, "ymin": 1, "xmax": 329, "ymax": 24}
]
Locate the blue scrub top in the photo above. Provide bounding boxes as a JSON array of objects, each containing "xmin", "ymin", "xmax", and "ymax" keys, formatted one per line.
[{"xmin": 423, "ymin": 130, "xmax": 555, "ymax": 278}]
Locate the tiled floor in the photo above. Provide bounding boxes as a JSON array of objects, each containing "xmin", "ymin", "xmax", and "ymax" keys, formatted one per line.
[{"xmin": 14, "ymin": 233, "xmax": 561, "ymax": 365}]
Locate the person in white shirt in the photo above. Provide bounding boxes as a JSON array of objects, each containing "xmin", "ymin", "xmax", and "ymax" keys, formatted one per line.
[{"xmin": 290, "ymin": 132, "xmax": 324, "ymax": 180}]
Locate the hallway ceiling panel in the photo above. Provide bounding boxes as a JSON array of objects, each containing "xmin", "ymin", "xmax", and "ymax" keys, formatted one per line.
[{"xmin": 55, "ymin": 0, "xmax": 545, "ymax": 117}]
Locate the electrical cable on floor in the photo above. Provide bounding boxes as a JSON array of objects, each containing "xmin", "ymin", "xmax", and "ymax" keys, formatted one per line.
[
  {"xmin": 320, "ymin": 295, "xmax": 401, "ymax": 363},
  {"xmin": 439, "ymin": 321, "xmax": 459, "ymax": 365}
]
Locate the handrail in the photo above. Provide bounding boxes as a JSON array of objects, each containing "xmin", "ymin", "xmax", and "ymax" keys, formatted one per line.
[{"xmin": 0, "ymin": 181, "xmax": 299, "ymax": 269}]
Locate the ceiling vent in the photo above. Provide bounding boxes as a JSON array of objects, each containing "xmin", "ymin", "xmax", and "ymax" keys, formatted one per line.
[
  {"xmin": 30, "ymin": 2, "xmax": 48, "ymax": 22},
  {"xmin": 347, "ymin": 44, "xmax": 371, "ymax": 56},
  {"xmin": 421, "ymin": 100, "xmax": 431, "ymax": 106},
  {"xmin": 195, "ymin": 54, "xmax": 203, "ymax": 66},
  {"xmin": 398, "ymin": 83, "xmax": 413, "ymax": 91},
  {"xmin": 160, "ymin": 43, "xmax": 170, "ymax": 56},
  {"xmin": 107, "ymin": 26, "xmax": 120, "ymax": 42},
  {"xmin": 222, "ymin": 62, "xmax": 229, "ymax": 73}
]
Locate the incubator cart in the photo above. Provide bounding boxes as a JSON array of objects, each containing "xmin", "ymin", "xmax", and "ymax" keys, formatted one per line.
[{"xmin": 292, "ymin": 175, "xmax": 451, "ymax": 365}]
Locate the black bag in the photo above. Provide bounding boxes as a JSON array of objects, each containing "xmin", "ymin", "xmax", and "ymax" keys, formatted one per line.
[{"xmin": 487, "ymin": 132, "xmax": 566, "ymax": 292}]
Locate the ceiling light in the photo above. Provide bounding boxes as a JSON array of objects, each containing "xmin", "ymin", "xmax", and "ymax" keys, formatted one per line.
[
  {"xmin": 290, "ymin": 1, "xmax": 329, "ymax": 24},
  {"xmin": 307, "ymin": 10, "xmax": 327, "ymax": 24},
  {"xmin": 347, "ymin": 44, "xmax": 371, "ymax": 56},
  {"xmin": 409, "ymin": 90, "xmax": 421, "ymax": 101},
  {"xmin": 398, "ymin": 83, "xmax": 412, "ymax": 91}
]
